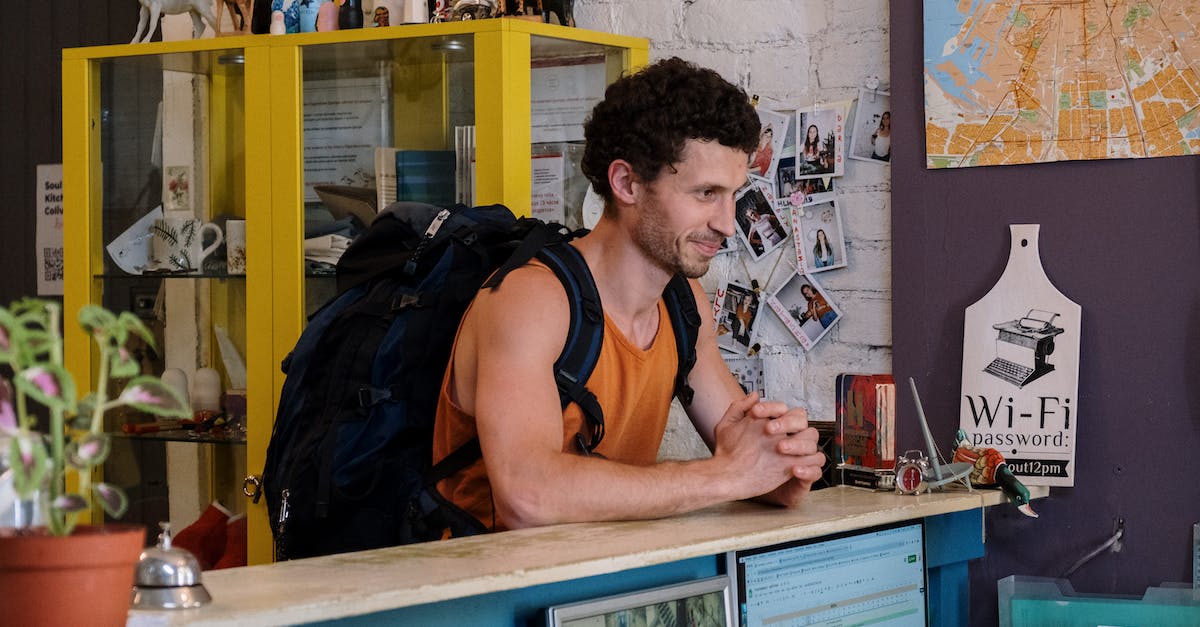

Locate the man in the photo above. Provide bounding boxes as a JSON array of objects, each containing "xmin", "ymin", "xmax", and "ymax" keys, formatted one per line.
[{"xmin": 432, "ymin": 57, "xmax": 825, "ymax": 533}]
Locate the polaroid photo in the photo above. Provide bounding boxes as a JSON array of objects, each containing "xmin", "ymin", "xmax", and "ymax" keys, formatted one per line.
[
  {"xmin": 849, "ymin": 88, "xmax": 892, "ymax": 164},
  {"xmin": 795, "ymin": 103, "xmax": 848, "ymax": 180},
  {"xmin": 749, "ymin": 108, "xmax": 791, "ymax": 183},
  {"xmin": 767, "ymin": 272, "xmax": 842, "ymax": 350},
  {"xmin": 794, "ymin": 200, "xmax": 847, "ymax": 274},
  {"xmin": 713, "ymin": 279, "xmax": 762, "ymax": 356},
  {"xmin": 725, "ymin": 356, "xmax": 766, "ymax": 399},
  {"xmin": 734, "ymin": 177, "xmax": 788, "ymax": 261}
]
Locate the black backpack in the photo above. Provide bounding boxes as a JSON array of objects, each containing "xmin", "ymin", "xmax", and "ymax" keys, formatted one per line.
[{"xmin": 261, "ymin": 202, "xmax": 702, "ymax": 560}]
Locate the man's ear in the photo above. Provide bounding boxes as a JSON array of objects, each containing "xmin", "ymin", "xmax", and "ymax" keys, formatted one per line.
[{"xmin": 607, "ymin": 159, "xmax": 639, "ymax": 205}]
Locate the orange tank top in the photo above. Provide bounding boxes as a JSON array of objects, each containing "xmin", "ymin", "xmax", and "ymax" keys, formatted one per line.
[{"xmin": 432, "ymin": 289, "xmax": 679, "ymax": 532}]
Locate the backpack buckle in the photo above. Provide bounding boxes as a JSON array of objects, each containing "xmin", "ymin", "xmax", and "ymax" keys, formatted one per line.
[
  {"xmin": 358, "ymin": 386, "xmax": 390, "ymax": 407},
  {"xmin": 392, "ymin": 293, "xmax": 421, "ymax": 310}
]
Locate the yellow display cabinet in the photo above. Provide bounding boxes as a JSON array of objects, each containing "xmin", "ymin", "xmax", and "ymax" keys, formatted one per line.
[{"xmin": 63, "ymin": 20, "xmax": 647, "ymax": 565}]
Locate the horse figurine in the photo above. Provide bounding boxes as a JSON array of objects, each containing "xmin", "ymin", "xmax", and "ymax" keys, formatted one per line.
[
  {"xmin": 216, "ymin": 0, "xmax": 255, "ymax": 35},
  {"xmin": 131, "ymin": 0, "xmax": 220, "ymax": 43}
]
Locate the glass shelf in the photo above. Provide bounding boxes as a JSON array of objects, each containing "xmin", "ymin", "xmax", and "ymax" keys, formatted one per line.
[{"xmin": 110, "ymin": 429, "xmax": 247, "ymax": 445}]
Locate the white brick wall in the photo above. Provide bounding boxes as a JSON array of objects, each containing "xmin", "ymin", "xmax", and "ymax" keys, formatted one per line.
[{"xmin": 574, "ymin": 0, "xmax": 892, "ymax": 460}]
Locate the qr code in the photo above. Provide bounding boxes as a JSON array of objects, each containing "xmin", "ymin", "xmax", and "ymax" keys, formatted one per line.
[{"xmin": 43, "ymin": 248, "xmax": 64, "ymax": 282}]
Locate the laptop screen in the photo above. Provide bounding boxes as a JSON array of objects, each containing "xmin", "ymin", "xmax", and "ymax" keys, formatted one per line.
[{"xmin": 726, "ymin": 520, "xmax": 927, "ymax": 627}]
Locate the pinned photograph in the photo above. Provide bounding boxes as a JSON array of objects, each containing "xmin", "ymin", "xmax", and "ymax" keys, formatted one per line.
[
  {"xmin": 795, "ymin": 105, "xmax": 846, "ymax": 179},
  {"xmin": 776, "ymin": 156, "xmax": 800, "ymax": 199},
  {"xmin": 734, "ymin": 177, "xmax": 788, "ymax": 260},
  {"xmin": 849, "ymin": 88, "xmax": 892, "ymax": 163},
  {"xmin": 725, "ymin": 356, "xmax": 766, "ymax": 398},
  {"xmin": 794, "ymin": 200, "xmax": 847, "ymax": 274},
  {"xmin": 713, "ymin": 280, "xmax": 762, "ymax": 356},
  {"xmin": 748, "ymin": 108, "xmax": 791, "ymax": 182},
  {"xmin": 768, "ymin": 273, "xmax": 842, "ymax": 350}
]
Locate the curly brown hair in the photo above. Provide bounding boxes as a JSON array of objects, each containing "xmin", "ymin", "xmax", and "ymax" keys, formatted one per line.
[{"xmin": 581, "ymin": 57, "xmax": 760, "ymax": 203}]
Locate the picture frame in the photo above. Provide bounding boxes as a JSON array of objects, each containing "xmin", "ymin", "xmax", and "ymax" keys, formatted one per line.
[
  {"xmin": 724, "ymin": 356, "xmax": 766, "ymax": 399},
  {"xmin": 733, "ymin": 177, "xmax": 788, "ymax": 261},
  {"xmin": 545, "ymin": 575, "xmax": 733, "ymax": 627},
  {"xmin": 793, "ymin": 199, "xmax": 847, "ymax": 274},
  {"xmin": 794, "ymin": 104, "xmax": 846, "ymax": 180},
  {"xmin": 748, "ymin": 107, "xmax": 791, "ymax": 182},
  {"xmin": 767, "ymin": 272, "xmax": 842, "ymax": 350},
  {"xmin": 848, "ymin": 87, "xmax": 892, "ymax": 163},
  {"xmin": 714, "ymin": 280, "xmax": 762, "ymax": 356}
]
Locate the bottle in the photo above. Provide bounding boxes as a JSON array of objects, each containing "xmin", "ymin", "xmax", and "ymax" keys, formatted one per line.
[{"xmin": 339, "ymin": 0, "xmax": 364, "ymax": 29}]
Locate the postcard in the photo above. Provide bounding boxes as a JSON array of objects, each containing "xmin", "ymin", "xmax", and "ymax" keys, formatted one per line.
[
  {"xmin": 734, "ymin": 177, "xmax": 789, "ymax": 261},
  {"xmin": 794, "ymin": 200, "xmax": 847, "ymax": 274},
  {"xmin": 767, "ymin": 272, "xmax": 842, "ymax": 350},
  {"xmin": 848, "ymin": 88, "xmax": 892, "ymax": 164},
  {"xmin": 714, "ymin": 279, "xmax": 762, "ymax": 356}
]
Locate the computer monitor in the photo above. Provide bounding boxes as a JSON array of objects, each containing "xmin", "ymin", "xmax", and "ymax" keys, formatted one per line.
[
  {"xmin": 726, "ymin": 520, "xmax": 927, "ymax": 627},
  {"xmin": 546, "ymin": 575, "xmax": 733, "ymax": 627}
]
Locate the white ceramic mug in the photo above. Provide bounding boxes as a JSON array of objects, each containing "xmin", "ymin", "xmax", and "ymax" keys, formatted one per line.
[
  {"xmin": 226, "ymin": 219, "xmax": 247, "ymax": 275},
  {"xmin": 148, "ymin": 216, "xmax": 223, "ymax": 273}
]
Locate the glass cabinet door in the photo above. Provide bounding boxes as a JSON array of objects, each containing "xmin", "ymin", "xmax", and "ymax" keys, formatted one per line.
[{"xmin": 64, "ymin": 45, "xmax": 250, "ymax": 556}]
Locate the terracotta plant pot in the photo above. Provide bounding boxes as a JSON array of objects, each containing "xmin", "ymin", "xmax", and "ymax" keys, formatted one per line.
[{"xmin": 0, "ymin": 523, "xmax": 144, "ymax": 627}]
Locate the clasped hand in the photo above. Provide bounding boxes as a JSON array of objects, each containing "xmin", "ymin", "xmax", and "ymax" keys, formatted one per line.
[{"xmin": 714, "ymin": 393, "xmax": 826, "ymax": 506}]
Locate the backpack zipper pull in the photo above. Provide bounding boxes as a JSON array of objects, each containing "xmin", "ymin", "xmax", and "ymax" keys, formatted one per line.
[{"xmin": 278, "ymin": 488, "xmax": 291, "ymax": 534}]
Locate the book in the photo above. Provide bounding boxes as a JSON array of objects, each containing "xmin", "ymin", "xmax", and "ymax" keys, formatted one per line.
[
  {"xmin": 834, "ymin": 373, "xmax": 896, "ymax": 476},
  {"xmin": 396, "ymin": 150, "xmax": 456, "ymax": 206}
]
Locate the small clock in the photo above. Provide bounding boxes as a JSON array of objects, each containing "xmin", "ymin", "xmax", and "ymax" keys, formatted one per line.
[{"xmin": 895, "ymin": 450, "xmax": 929, "ymax": 495}]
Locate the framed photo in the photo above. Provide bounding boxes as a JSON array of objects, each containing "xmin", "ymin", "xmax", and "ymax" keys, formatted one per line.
[
  {"xmin": 713, "ymin": 280, "xmax": 762, "ymax": 356},
  {"xmin": 793, "ymin": 200, "xmax": 847, "ymax": 274},
  {"xmin": 849, "ymin": 88, "xmax": 892, "ymax": 163},
  {"xmin": 748, "ymin": 108, "xmax": 791, "ymax": 183},
  {"xmin": 725, "ymin": 356, "xmax": 766, "ymax": 399},
  {"xmin": 794, "ymin": 104, "xmax": 846, "ymax": 180},
  {"xmin": 546, "ymin": 575, "xmax": 733, "ymax": 627},
  {"xmin": 767, "ymin": 272, "xmax": 842, "ymax": 350},
  {"xmin": 733, "ymin": 177, "xmax": 788, "ymax": 261}
]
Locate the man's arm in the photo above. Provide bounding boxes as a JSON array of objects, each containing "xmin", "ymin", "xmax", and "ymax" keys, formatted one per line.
[
  {"xmin": 462, "ymin": 268, "xmax": 814, "ymax": 529},
  {"xmin": 680, "ymin": 279, "xmax": 826, "ymax": 507}
]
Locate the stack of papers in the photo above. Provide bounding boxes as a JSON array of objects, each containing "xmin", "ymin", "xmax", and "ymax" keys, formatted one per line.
[{"xmin": 303, "ymin": 234, "xmax": 353, "ymax": 265}]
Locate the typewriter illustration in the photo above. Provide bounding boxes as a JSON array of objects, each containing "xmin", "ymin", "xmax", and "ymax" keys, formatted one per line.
[{"xmin": 983, "ymin": 309, "xmax": 1065, "ymax": 388}]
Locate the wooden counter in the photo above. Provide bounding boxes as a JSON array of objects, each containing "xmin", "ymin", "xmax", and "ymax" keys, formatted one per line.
[{"xmin": 127, "ymin": 485, "xmax": 1047, "ymax": 626}]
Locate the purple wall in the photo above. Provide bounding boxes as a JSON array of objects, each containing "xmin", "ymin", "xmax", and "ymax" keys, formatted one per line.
[{"xmin": 891, "ymin": 6, "xmax": 1200, "ymax": 625}]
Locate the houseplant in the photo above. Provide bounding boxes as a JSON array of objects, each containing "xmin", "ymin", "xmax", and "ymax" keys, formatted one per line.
[{"xmin": 0, "ymin": 298, "xmax": 191, "ymax": 626}]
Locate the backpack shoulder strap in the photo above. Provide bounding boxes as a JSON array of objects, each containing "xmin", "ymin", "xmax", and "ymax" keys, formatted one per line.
[
  {"xmin": 661, "ymin": 274, "xmax": 701, "ymax": 406},
  {"xmin": 535, "ymin": 243, "xmax": 607, "ymax": 454}
]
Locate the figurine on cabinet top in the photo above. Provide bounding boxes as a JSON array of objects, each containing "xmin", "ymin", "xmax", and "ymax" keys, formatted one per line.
[
  {"xmin": 132, "ymin": 0, "xmax": 220, "ymax": 43},
  {"xmin": 216, "ymin": 0, "xmax": 255, "ymax": 35}
]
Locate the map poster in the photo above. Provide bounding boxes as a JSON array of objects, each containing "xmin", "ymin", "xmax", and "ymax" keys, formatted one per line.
[{"xmin": 925, "ymin": 1, "xmax": 1200, "ymax": 168}]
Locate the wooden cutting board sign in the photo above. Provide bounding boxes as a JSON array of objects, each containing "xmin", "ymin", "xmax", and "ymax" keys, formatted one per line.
[{"xmin": 958, "ymin": 225, "xmax": 1080, "ymax": 487}]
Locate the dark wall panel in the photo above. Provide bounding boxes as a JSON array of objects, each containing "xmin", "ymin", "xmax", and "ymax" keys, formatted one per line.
[
  {"xmin": 0, "ymin": 1, "xmax": 134, "ymax": 305},
  {"xmin": 892, "ymin": 6, "xmax": 1200, "ymax": 625}
]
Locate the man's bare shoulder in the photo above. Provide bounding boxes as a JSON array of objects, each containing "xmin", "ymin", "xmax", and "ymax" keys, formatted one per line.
[{"xmin": 465, "ymin": 261, "xmax": 572, "ymax": 344}]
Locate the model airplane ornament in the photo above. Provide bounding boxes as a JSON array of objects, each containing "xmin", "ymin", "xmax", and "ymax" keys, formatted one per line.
[
  {"xmin": 894, "ymin": 378, "xmax": 974, "ymax": 495},
  {"xmin": 953, "ymin": 429, "xmax": 1038, "ymax": 518}
]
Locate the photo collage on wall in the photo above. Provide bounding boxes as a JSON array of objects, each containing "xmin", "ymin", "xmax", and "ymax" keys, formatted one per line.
[{"xmin": 719, "ymin": 89, "xmax": 891, "ymax": 379}]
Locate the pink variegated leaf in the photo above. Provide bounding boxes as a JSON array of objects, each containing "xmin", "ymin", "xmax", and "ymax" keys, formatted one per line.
[
  {"xmin": 51, "ymin": 493, "xmax": 89, "ymax": 514},
  {"xmin": 109, "ymin": 346, "xmax": 141, "ymax": 379},
  {"xmin": 116, "ymin": 376, "xmax": 191, "ymax": 418},
  {"xmin": 118, "ymin": 311, "xmax": 157, "ymax": 349},
  {"xmin": 93, "ymin": 482, "xmax": 129, "ymax": 518},
  {"xmin": 67, "ymin": 433, "xmax": 111, "ymax": 469},
  {"xmin": 13, "ymin": 364, "xmax": 76, "ymax": 413},
  {"xmin": 77, "ymin": 305, "xmax": 117, "ymax": 337},
  {"xmin": 8, "ymin": 434, "xmax": 48, "ymax": 498}
]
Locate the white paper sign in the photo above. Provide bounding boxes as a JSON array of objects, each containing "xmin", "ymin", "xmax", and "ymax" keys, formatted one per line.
[
  {"xmin": 531, "ymin": 61, "xmax": 605, "ymax": 143},
  {"xmin": 530, "ymin": 153, "xmax": 565, "ymax": 224},
  {"xmin": 36, "ymin": 164, "xmax": 64, "ymax": 296},
  {"xmin": 958, "ymin": 225, "xmax": 1081, "ymax": 487}
]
